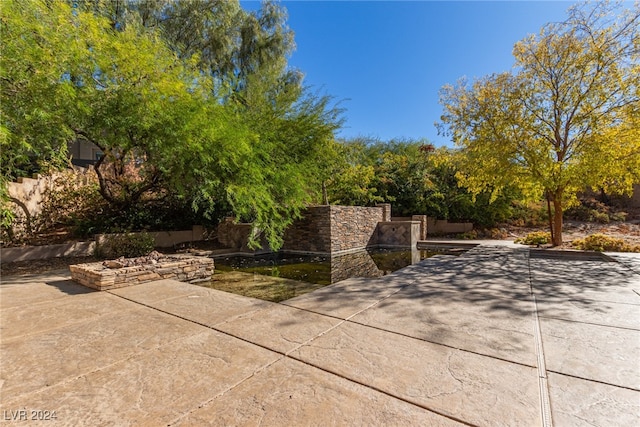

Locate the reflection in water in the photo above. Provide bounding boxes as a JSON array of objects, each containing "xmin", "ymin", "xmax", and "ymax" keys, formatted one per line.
[{"xmin": 214, "ymin": 248, "xmax": 458, "ymax": 286}]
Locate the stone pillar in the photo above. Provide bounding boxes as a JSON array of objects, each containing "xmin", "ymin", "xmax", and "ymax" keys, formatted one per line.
[
  {"xmin": 376, "ymin": 203, "xmax": 392, "ymax": 222},
  {"xmin": 412, "ymin": 215, "xmax": 427, "ymax": 240}
]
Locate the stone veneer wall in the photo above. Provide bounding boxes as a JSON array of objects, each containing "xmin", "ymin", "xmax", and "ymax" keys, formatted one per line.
[
  {"xmin": 282, "ymin": 206, "xmax": 333, "ymax": 252},
  {"xmin": 70, "ymin": 256, "xmax": 213, "ymax": 291},
  {"xmin": 218, "ymin": 205, "xmax": 423, "ymax": 254},
  {"xmin": 282, "ymin": 205, "xmax": 384, "ymax": 254},
  {"xmin": 329, "ymin": 205, "xmax": 384, "ymax": 253}
]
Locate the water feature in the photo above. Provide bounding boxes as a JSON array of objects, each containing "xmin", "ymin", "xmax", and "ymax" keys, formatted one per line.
[{"xmin": 199, "ymin": 247, "xmax": 463, "ymax": 302}]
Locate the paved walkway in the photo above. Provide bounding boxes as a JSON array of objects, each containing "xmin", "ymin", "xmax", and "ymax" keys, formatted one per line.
[{"xmin": 1, "ymin": 246, "xmax": 638, "ymax": 426}]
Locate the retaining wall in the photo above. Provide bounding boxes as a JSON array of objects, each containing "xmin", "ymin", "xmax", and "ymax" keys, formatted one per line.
[
  {"xmin": 1, "ymin": 241, "xmax": 97, "ymax": 263},
  {"xmin": 426, "ymin": 217, "xmax": 474, "ymax": 235},
  {"xmin": 2, "ymin": 226, "xmax": 205, "ymax": 262},
  {"xmin": 96, "ymin": 226, "xmax": 205, "ymax": 249}
]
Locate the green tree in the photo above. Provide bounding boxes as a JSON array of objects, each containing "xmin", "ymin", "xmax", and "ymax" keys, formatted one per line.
[
  {"xmin": 2, "ymin": 0, "xmax": 342, "ymax": 249},
  {"xmin": 1, "ymin": 0, "xmax": 77, "ymax": 182},
  {"xmin": 371, "ymin": 140, "xmax": 437, "ymax": 216},
  {"xmin": 439, "ymin": 2, "xmax": 640, "ymax": 245},
  {"xmin": 325, "ymin": 138, "xmax": 384, "ymax": 206}
]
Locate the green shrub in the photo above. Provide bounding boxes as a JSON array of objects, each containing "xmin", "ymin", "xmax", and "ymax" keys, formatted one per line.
[
  {"xmin": 572, "ymin": 234, "xmax": 639, "ymax": 252},
  {"xmin": 515, "ymin": 231, "xmax": 551, "ymax": 245},
  {"xmin": 564, "ymin": 197, "xmax": 628, "ymax": 224},
  {"xmin": 591, "ymin": 211, "xmax": 610, "ymax": 224},
  {"xmin": 609, "ymin": 211, "xmax": 628, "ymax": 222},
  {"xmin": 457, "ymin": 230, "xmax": 478, "ymax": 240},
  {"xmin": 94, "ymin": 231, "xmax": 155, "ymax": 259}
]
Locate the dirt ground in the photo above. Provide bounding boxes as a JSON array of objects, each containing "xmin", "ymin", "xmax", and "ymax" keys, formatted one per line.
[{"xmin": 503, "ymin": 220, "xmax": 640, "ymax": 248}]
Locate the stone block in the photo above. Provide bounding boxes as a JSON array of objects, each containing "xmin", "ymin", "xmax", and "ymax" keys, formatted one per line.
[{"xmin": 70, "ymin": 256, "xmax": 213, "ymax": 291}]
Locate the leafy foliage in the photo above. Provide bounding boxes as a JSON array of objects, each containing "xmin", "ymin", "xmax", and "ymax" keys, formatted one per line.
[
  {"xmin": 438, "ymin": 2, "xmax": 640, "ymax": 245},
  {"xmin": 572, "ymin": 234, "xmax": 639, "ymax": 253},
  {"xmin": 94, "ymin": 231, "xmax": 155, "ymax": 259},
  {"xmin": 515, "ymin": 231, "xmax": 551, "ymax": 246},
  {"xmin": 326, "ymin": 139, "xmax": 522, "ymax": 226},
  {"xmin": 1, "ymin": 0, "xmax": 342, "ymax": 250}
]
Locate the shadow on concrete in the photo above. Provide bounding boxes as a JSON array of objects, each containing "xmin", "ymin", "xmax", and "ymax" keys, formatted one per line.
[
  {"xmin": 45, "ymin": 279, "xmax": 96, "ymax": 296},
  {"xmin": 284, "ymin": 246, "xmax": 639, "ymax": 326}
]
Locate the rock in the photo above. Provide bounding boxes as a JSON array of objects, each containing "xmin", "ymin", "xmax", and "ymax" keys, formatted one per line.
[{"xmin": 103, "ymin": 260, "xmax": 124, "ymax": 269}]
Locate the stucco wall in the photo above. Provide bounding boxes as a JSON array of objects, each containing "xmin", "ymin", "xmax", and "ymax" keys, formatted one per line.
[
  {"xmin": 5, "ymin": 169, "xmax": 94, "ymax": 235},
  {"xmin": 6, "ymin": 174, "xmax": 57, "ymax": 232},
  {"xmin": 426, "ymin": 217, "xmax": 474, "ymax": 235}
]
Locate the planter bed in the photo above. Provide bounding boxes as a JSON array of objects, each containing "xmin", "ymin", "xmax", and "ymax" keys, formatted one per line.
[{"xmin": 70, "ymin": 254, "xmax": 214, "ymax": 291}]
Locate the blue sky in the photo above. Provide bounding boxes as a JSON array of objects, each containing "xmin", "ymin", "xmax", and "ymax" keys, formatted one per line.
[{"xmin": 242, "ymin": 1, "xmax": 575, "ymax": 147}]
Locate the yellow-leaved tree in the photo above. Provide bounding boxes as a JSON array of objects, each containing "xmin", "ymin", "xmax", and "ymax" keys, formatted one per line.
[{"xmin": 438, "ymin": 1, "xmax": 640, "ymax": 246}]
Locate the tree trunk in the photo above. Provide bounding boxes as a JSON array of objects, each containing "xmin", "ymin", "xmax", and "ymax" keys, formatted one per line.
[
  {"xmin": 322, "ymin": 181, "xmax": 328, "ymax": 205},
  {"xmin": 552, "ymin": 196, "xmax": 563, "ymax": 246},
  {"xmin": 546, "ymin": 192, "xmax": 554, "ymax": 244}
]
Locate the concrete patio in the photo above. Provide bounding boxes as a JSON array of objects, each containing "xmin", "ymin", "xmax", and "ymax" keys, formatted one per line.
[{"xmin": 1, "ymin": 245, "xmax": 639, "ymax": 426}]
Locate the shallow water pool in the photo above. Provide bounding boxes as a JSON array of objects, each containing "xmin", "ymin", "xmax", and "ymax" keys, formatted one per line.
[{"xmin": 199, "ymin": 248, "xmax": 461, "ymax": 302}]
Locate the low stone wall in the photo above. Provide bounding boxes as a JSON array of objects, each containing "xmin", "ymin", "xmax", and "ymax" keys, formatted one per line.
[{"xmin": 70, "ymin": 255, "xmax": 213, "ymax": 291}]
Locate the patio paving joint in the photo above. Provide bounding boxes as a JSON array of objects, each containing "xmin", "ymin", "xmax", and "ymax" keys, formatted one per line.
[
  {"xmin": 537, "ymin": 315, "xmax": 640, "ymax": 332},
  {"xmin": 105, "ymin": 284, "xmax": 480, "ymax": 425},
  {"xmin": 529, "ymin": 259, "xmax": 554, "ymax": 427},
  {"xmin": 547, "ymin": 370, "xmax": 640, "ymax": 393},
  {"xmin": 344, "ymin": 317, "xmax": 538, "ymax": 369},
  {"xmin": 166, "ymin": 358, "xmax": 284, "ymax": 427},
  {"xmin": 282, "ymin": 352, "xmax": 478, "ymax": 427}
]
